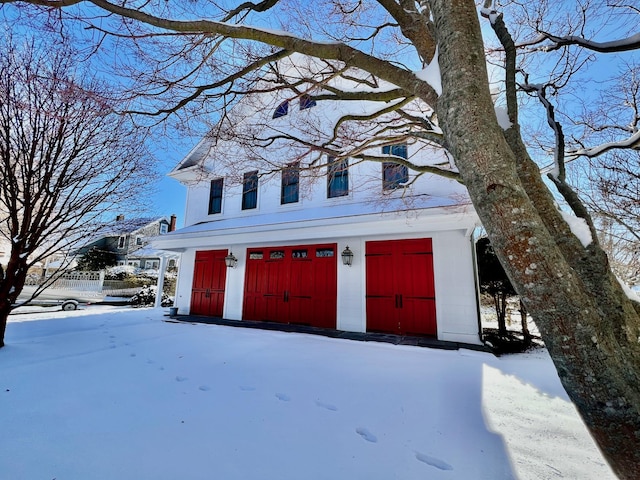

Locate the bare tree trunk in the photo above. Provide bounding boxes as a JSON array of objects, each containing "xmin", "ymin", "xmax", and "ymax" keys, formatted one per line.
[
  {"xmin": 0, "ymin": 254, "xmax": 29, "ymax": 347},
  {"xmin": 431, "ymin": 1, "xmax": 640, "ymax": 477},
  {"xmin": 493, "ymin": 291, "xmax": 508, "ymax": 335},
  {"xmin": 519, "ymin": 299, "xmax": 531, "ymax": 344}
]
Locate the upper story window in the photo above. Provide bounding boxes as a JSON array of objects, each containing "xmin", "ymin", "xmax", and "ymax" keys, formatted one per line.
[
  {"xmin": 160, "ymin": 224, "xmax": 168, "ymax": 234},
  {"xmin": 281, "ymin": 162, "xmax": 300, "ymax": 205},
  {"xmin": 327, "ymin": 157, "xmax": 349, "ymax": 198},
  {"xmin": 242, "ymin": 170, "xmax": 259, "ymax": 210},
  {"xmin": 135, "ymin": 236, "xmax": 143, "ymax": 246},
  {"xmin": 382, "ymin": 144, "xmax": 409, "ymax": 190},
  {"xmin": 208, "ymin": 178, "xmax": 224, "ymax": 214},
  {"xmin": 272, "ymin": 100, "xmax": 289, "ymax": 119},
  {"xmin": 300, "ymin": 94, "xmax": 316, "ymax": 110},
  {"xmin": 118, "ymin": 236, "xmax": 126, "ymax": 249}
]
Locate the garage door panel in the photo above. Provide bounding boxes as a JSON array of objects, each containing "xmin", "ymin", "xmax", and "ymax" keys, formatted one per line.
[
  {"xmin": 191, "ymin": 250, "xmax": 228, "ymax": 317},
  {"xmin": 190, "ymin": 291, "xmax": 210, "ymax": 316},
  {"xmin": 402, "ymin": 297, "xmax": 437, "ymax": 336},
  {"xmin": 243, "ymin": 244, "xmax": 337, "ymax": 328},
  {"xmin": 365, "ymin": 254, "xmax": 394, "ymax": 297},
  {"xmin": 400, "ymin": 253, "xmax": 435, "ymax": 298},
  {"xmin": 366, "ymin": 296, "xmax": 397, "ymax": 333},
  {"xmin": 366, "ymin": 238, "xmax": 437, "ymax": 336}
]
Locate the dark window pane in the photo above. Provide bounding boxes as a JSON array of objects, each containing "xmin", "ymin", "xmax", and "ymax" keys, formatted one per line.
[
  {"xmin": 382, "ymin": 144, "xmax": 409, "ymax": 190},
  {"xmin": 208, "ymin": 178, "xmax": 224, "ymax": 214},
  {"xmin": 242, "ymin": 171, "xmax": 258, "ymax": 210},
  {"xmin": 281, "ymin": 162, "xmax": 300, "ymax": 204},
  {"xmin": 300, "ymin": 94, "xmax": 316, "ymax": 110},
  {"xmin": 272, "ymin": 100, "xmax": 289, "ymax": 118},
  {"xmin": 382, "ymin": 144, "xmax": 408, "ymax": 159},
  {"xmin": 327, "ymin": 157, "xmax": 349, "ymax": 198}
]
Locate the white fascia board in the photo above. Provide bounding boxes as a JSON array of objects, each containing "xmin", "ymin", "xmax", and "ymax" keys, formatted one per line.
[
  {"xmin": 167, "ymin": 165, "xmax": 207, "ymax": 184},
  {"xmin": 152, "ymin": 205, "xmax": 479, "ymax": 251}
]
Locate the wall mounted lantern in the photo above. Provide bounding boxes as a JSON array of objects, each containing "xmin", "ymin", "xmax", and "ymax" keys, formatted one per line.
[
  {"xmin": 225, "ymin": 252, "xmax": 238, "ymax": 268},
  {"xmin": 341, "ymin": 246, "xmax": 354, "ymax": 266}
]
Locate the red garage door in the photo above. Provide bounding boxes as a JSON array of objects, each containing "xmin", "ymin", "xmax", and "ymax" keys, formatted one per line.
[
  {"xmin": 366, "ymin": 238, "xmax": 437, "ymax": 336},
  {"xmin": 243, "ymin": 244, "xmax": 337, "ymax": 329},
  {"xmin": 191, "ymin": 250, "xmax": 228, "ymax": 317}
]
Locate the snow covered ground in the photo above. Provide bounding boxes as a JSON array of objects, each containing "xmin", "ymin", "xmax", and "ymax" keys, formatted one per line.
[{"xmin": 1, "ymin": 307, "xmax": 614, "ymax": 479}]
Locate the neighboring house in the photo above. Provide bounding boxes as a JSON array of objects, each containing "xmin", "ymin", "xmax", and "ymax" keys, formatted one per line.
[
  {"xmin": 79, "ymin": 214, "xmax": 178, "ymax": 269},
  {"xmin": 152, "ymin": 58, "xmax": 482, "ymax": 345}
]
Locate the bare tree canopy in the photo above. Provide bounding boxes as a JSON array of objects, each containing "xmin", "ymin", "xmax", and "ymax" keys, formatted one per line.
[
  {"xmin": 0, "ymin": 32, "xmax": 157, "ymax": 344},
  {"xmin": 1, "ymin": 0, "xmax": 640, "ymax": 477}
]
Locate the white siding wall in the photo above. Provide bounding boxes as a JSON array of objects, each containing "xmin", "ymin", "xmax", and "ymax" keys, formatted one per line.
[
  {"xmin": 164, "ymin": 142, "xmax": 480, "ymax": 345},
  {"xmin": 182, "ymin": 145, "xmax": 466, "ymax": 228},
  {"xmin": 171, "ymin": 229, "xmax": 481, "ymax": 345}
]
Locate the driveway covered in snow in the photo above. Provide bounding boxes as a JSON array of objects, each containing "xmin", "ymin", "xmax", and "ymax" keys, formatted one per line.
[{"xmin": 0, "ymin": 307, "xmax": 613, "ymax": 479}]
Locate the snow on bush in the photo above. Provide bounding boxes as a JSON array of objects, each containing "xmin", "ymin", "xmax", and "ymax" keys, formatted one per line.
[{"xmin": 129, "ymin": 285, "xmax": 173, "ymax": 307}]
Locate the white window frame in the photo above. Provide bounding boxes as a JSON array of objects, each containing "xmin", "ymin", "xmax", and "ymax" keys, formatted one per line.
[{"xmin": 146, "ymin": 260, "xmax": 159, "ymax": 269}]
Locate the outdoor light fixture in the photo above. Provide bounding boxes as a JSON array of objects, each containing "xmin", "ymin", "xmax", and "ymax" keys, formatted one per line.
[
  {"xmin": 225, "ymin": 252, "xmax": 238, "ymax": 268},
  {"xmin": 341, "ymin": 246, "xmax": 354, "ymax": 266}
]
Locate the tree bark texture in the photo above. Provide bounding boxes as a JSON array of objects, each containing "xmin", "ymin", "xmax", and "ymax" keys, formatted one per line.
[
  {"xmin": 430, "ymin": 1, "xmax": 640, "ymax": 477},
  {"xmin": 0, "ymin": 251, "xmax": 30, "ymax": 348}
]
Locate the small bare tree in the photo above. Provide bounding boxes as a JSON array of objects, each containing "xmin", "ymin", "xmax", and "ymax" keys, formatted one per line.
[{"xmin": 0, "ymin": 34, "xmax": 157, "ymax": 346}]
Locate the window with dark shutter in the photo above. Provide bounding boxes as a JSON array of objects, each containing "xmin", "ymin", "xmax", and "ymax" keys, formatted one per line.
[
  {"xmin": 382, "ymin": 144, "xmax": 409, "ymax": 190},
  {"xmin": 281, "ymin": 162, "xmax": 300, "ymax": 204},
  {"xmin": 327, "ymin": 157, "xmax": 349, "ymax": 198},
  {"xmin": 242, "ymin": 171, "xmax": 258, "ymax": 210},
  {"xmin": 208, "ymin": 178, "xmax": 224, "ymax": 214}
]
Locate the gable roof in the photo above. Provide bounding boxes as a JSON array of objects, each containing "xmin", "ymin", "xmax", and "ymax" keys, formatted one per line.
[
  {"xmin": 80, "ymin": 217, "xmax": 168, "ymax": 247},
  {"xmin": 170, "ymin": 54, "xmax": 454, "ymax": 179},
  {"xmin": 101, "ymin": 217, "xmax": 166, "ymax": 236}
]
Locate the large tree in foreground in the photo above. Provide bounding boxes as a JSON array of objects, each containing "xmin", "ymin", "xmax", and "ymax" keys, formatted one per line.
[
  {"xmin": 1, "ymin": 0, "xmax": 640, "ymax": 476},
  {"xmin": 0, "ymin": 33, "xmax": 156, "ymax": 345}
]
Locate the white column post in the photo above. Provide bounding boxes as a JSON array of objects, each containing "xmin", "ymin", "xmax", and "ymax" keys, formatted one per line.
[{"xmin": 154, "ymin": 255, "xmax": 168, "ymax": 308}]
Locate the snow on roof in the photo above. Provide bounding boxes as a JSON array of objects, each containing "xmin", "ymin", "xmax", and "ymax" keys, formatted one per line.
[
  {"xmin": 128, "ymin": 245, "xmax": 179, "ymax": 259},
  {"xmin": 99, "ymin": 217, "xmax": 166, "ymax": 236}
]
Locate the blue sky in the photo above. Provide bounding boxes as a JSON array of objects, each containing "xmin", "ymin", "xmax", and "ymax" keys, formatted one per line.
[{"xmin": 147, "ymin": 134, "xmax": 198, "ymax": 229}]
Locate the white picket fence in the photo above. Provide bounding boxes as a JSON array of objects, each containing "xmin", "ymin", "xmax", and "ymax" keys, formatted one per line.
[{"xmin": 48, "ymin": 271, "xmax": 105, "ymax": 292}]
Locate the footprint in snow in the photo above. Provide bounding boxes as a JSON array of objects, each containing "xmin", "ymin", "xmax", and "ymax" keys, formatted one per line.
[
  {"xmin": 175, "ymin": 376, "xmax": 188, "ymax": 382},
  {"xmin": 315, "ymin": 400, "xmax": 338, "ymax": 411},
  {"xmin": 415, "ymin": 452, "xmax": 453, "ymax": 471},
  {"xmin": 198, "ymin": 385, "xmax": 211, "ymax": 392},
  {"xmin": 130, "ymin": 353, "xmax": 136, "ymax": 357},
  {"xmin": 355, "ymin": 427, "xmax": 377, "ymax": 443},
  {"xmin": 275, "ymin": 393, "xmax": 291, "ymax": 402},
  {"xmin": 239, "ymin": 386, "xmax": 256, "ymax": 391}
]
